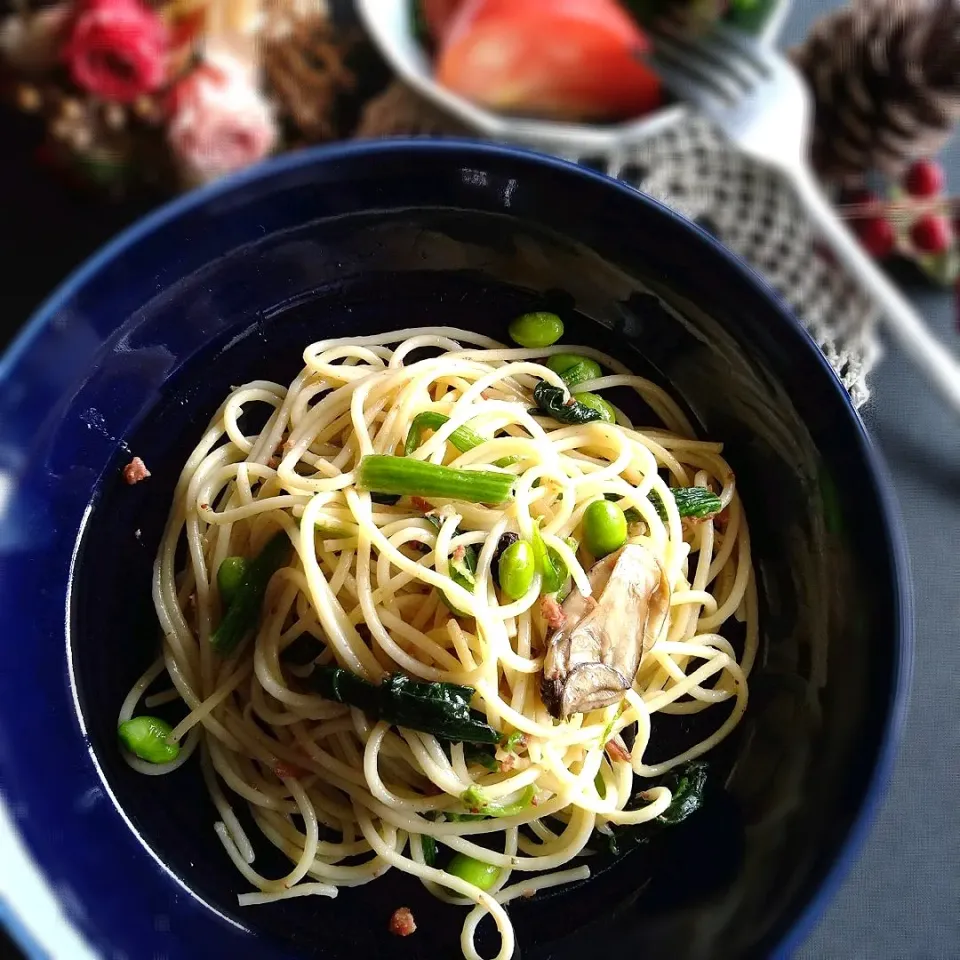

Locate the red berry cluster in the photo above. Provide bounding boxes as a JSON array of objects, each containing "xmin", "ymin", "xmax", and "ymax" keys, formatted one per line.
[{"xmin": 851, "ymin": 159, "xmax": 954, "ymax": 259}]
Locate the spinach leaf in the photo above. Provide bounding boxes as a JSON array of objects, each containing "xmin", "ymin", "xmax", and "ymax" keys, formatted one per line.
[
  {"xmin": 533, "ymin": 381, "xmax": 604, "ymax": 426},
  {"xmin": 309, "ymin": 667, "xmax": 499, "ymax": 744},
  {"xmin": 598, "ymin": 761, "xmax": 709, "ymax": 856},
  {"xmin": 649, "ymin": 487, "xmax": 722, "ymax": 522}
]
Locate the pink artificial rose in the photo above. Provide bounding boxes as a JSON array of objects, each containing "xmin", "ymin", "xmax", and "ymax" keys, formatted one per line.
[
  {"xmin": 167, "ymin": 54, "xmax": 277, "ymax": 185},
  {"xmin": 61, "ymin": 0, "xmax": 168, "ymax": 103}
]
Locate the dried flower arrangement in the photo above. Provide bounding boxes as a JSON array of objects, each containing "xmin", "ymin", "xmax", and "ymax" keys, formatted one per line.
[{"xmin": 0, "ymin": 0, "xmax": 358, "ymax": 194}]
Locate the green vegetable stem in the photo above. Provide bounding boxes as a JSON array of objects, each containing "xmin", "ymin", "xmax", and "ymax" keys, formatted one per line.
[
  {"xmin": 310, "ymin": 667, "xmax": 499, "ymax": 744},
  {"xmin": 118, "ymin": 716, "xmax": 180, "ymax": 764},
  {"xmin": 405, "ymin": 411, "xmax": 518, "ymax": 468},
  {"xmin": 357, "ymin": 455, "xmax": 514, "ymax": 505},
  {"xmin": 216, "ymin": 556, "xmax": 248, "ymax": 606},
  {"xmin": 404, "ymin": 411, "xmax": 487, "ymax": 457},
  {"xmin": 211, "ymin": 531, "xmax": 291, "ymax": 655},
  {"xmin": 508, "ymin": 311, "xmax": 564, "ymax": 348}
]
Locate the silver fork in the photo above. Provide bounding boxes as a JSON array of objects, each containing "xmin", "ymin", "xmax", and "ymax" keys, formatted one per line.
[{"xmin": 648, "ymin": 22, "xmax": 960, "ymax": 412}]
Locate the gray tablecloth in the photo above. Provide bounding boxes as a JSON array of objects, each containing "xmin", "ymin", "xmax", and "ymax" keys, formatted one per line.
[{"xmin": 781, "ymin": 3, "xmax": 960, "ymax": 957}]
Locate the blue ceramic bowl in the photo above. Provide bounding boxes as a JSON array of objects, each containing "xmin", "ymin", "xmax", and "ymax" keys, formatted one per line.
[{"xmin": 0, "ymin": 140, "xmax": 910, "ymax": 960}]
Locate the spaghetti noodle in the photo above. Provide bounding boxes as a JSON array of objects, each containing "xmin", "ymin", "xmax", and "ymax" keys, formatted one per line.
[{"xmin": 118, "ymin": 326, "xmax": 756, "ymax": 960}]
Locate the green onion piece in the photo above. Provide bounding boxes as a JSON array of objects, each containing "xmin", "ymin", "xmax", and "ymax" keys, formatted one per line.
[
  {"xmin": 216, "ymin": 556, "xmax": 248, "ymax": 606},
  {"xmin": 357, "ymin": 455, "xmax": 514, "ymax": 505},
  {"xmin": 447, "ymin": 853, "xmax": 501, "ymax": 891},
  {"xmin": 210, "ymin": 531, "xmax": 291, "ymax": 656},
  {"xmin": 118, "ymin": 716, "xmax": 180, "ymax": 764},
  {"xmin": 501, "ymin": 730, "xmax": 526, "ymax": 752},
  {"xmin": 461, "ymin": 784, "xmax": 536, "ymax": 818}
]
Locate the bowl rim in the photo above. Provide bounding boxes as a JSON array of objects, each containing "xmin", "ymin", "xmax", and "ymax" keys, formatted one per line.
[
  {"xmin": 0, "ymin": 137, "xmax": 913, "ymax": 960},
  {"xmin": 353, "ymin": 0, "xmax": 793, "ymax": 152}
]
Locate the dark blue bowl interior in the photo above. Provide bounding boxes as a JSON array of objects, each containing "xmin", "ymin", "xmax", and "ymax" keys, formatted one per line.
[{"xmin": 0, "ymin": 141, "xmax": 908, "ymax": 960}]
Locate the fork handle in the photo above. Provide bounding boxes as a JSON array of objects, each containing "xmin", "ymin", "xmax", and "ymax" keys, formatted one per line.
[{"xmin": 791, "ymin": 166, "xmax": 960, "ymax": 412}]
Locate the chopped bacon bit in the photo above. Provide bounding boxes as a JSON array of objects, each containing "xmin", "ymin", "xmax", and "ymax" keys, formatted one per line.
[
  {"xmin": 122, "ymin": 456, "xmax": 151, "ymax": 485},
  {"xmin": 200, "ymin": 503, "xmax": 209, "ymax": 510},
  {"xmin": 267, "ymin": 456, "xmax": 281, "ymax": 469},
  {"xmin": 481, "ymin": 389, "xmax": 496, "ymax": 400},
  {"xmin": 563, "ymin": 396, "xmax": 577, "ymax": 407},
  {"xmin": 541, "ymin": 596, "xmax": 566, "ymax": 630},
  {"xmin": 530, "ymin": 793, "xmax": 540, "ymax": 806},
  {"xmin": 412, "ymin": 496, "xmax": 434, "ymax": 514},
  {"xmin": 453, "ymin": 545, "xmax": 466, "ymax": 563},
  {"xmin": 388, "ymin": 907, "xmax": 416, "ymax": 937},
  {"xmin": 499, "ymin": 755, "xmax": 517, "ymax": 772},
  {"xmin": 604, "ymin": 738, "xmax": 632, "ymax": 763},
  {"xmin": 522, "ymin": 889, "xmax": 535, "ymax": 899},
  {"xmin": 714, "ymin": 508, "xmax": 729, "ymax": 532},
  {"xmin": 273, "ymin": 760, "xmax": 306, "ymax": 780}
]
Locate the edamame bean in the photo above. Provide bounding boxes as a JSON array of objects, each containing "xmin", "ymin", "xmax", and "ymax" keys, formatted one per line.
[
  {"xmin": 118, "ymin": 716, "xmax": 180, "ymax": 764},
  {"xmin": 574, "ymin": 391, "xmax": 615, "ymax": 423},
  {"xmin": 447, "ymin": 852, "xmax": 502, "ymax": 891},
  {"xmin": 498, "ymin": 540, "xmax": 535, "ymax": 600},
  {"xmin": 217, "ymin": 556, "xmax": 248, "ymax": 606},
  {"xmin": 583, "ymin": 499, "xmax": 628, "ymax": 558},
  {"xmin": 508, "ymin": 311, "xmax": 564, "ymax": 348},
  {"xmin": 546, "ymin": 353, "xmax": 602, "ymax": 388}
]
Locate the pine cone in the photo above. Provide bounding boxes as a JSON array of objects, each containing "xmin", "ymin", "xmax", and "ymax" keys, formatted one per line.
[{"xmin": 792, "ymin": 0, "xmax": 960, "ymax": 182}]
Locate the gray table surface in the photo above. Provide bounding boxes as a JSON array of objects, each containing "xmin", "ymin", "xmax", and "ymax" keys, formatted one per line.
[{"xmin": 779, "ymin": 3, "xmax": 960, "ymax": 959}]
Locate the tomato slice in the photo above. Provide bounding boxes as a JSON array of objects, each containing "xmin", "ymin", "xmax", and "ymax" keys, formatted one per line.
[{"xmin": 436, "ymin": 0, "xmax": 662, "ymax": 121}]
